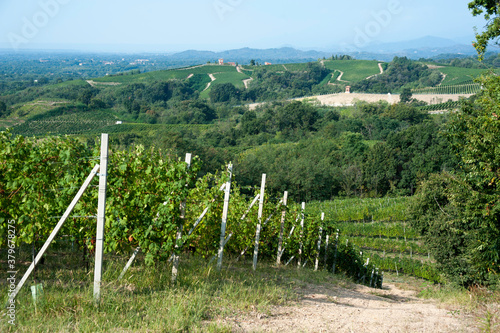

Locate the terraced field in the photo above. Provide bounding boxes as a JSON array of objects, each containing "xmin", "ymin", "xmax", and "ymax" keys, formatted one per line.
[
  {"xmin": 438, "ymin": 66, "xmax": 490, "ymax": 85},
  {"xmin": 323, "ymin": 60, "xmax": 382, "ymax": 82},
  {"xmin": 92, "ymin": 64, "xmax": 239, "ymax": 84},
  {"xmin": 10, "ymin": 109, "xmax": 118, "ymax": 136}
]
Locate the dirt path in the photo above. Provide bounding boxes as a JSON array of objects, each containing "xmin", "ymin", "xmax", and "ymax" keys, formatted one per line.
[
  {"xmin": 366, "ymin": 63, "xmax": 385, "ymax": 80},
  {"xmin": 438, "ymin": 73, "xmax": 447, "ymax": 86},
  {"xmin": 203, "ymin": 73, "xmax": 216, "ymax": 91},
  {"xmin": 86, "ymin": 80, "xmax": 121, "ymax": 87},
  {"xmin": 332, "ymin": 70, "xmax": 350, "ymax": 83},
  {"xmin": 337, "ymin": 70, "xmax": 345, "ymax": 82},
  {"xmin": 177, "ymin": 64, "xmax": 208, "ymax": 71},
  {"xmin": 224, "ymin": 283, "xmax": 474, "ymax": 332},
  {"xmin": 237, "ymin": 65, "xmax": 254, "ymax": 89}
]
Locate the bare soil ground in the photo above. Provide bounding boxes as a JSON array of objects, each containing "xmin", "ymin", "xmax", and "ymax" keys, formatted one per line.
[
  {"xmin": 238, "ymin": 65, "xmax": 254, "ymax": 89},
  {"xmin": 221, "ymin": 281, "xmax": 476, "ymax": 332},
  {"xmin": 366, "ymin": 63, "xmax": 385, "ymax": 80},
  {"xmin": 86, "ymin": 80, "xmax": 121, "ymax": 87},
  {"xmin": 203, "ymin": 73, "xmax": 217, "ymax": 91},
  {"xmin": 247, "ymin": 93, "xmax": 474, "ymax": 110},
  {"xmin": 298, "ymin": 93, "xmax": 474, "ymax": 107}
]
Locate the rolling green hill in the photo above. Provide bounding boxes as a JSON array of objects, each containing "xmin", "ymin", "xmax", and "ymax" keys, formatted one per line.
[
  {"xmin": 438, "ymin": 66, "xmax": 490, "ymax": 85},
  {"xmin": 1, "ymin": 57, "xmax": 496, "ymax": 139},
  {"xmin": 323, "ymin": 60, "xmax": 382, "ymax": 82},
  {"xmin": 93, "ymin": 64, "xmax": 239, "ymax": 84},
  {"xmin": 83, "ymin": 60, "xmax": 492, "ymax": 98}
]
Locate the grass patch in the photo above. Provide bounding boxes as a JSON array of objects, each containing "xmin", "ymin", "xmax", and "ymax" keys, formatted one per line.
[
  {"xmin": 0, "ymin": 247, "xmax": 361, "ymax": 332},
  {"xmin": 438, "ymin": 67, "xmax": 490, "ymax": 86}
]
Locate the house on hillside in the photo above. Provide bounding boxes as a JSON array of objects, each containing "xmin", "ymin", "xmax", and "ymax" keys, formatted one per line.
[
  {"xmin": 265, "ymin": 62, "xmax": 272, "ymax": 65},
  {"xmin": 218, "ymin": 58, "xmax": 224, "ymax": 65},
  {"xmin": 227, "ymin": 62, "xmax": 236, "ymax": 66}
]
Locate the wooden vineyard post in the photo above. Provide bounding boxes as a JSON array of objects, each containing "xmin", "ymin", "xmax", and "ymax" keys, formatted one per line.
[
  {"xmin": 252, "ymin": 174, "xmax": 266, "ymax": 271},
  {"xmin": 324, "ymin": 234, "xmax": 329, "ymax": 268},
  {"xmin": 7, "ymin": 164, "xmax": 100, "ymax": 304},
  {"xmin": 217, "ymin": 163, "xmax": 233, "ymax": 271},
  {"xmin": 314, "ymin": 213, "xmax": 325, "ymax": 271},
  {"xmin": 236, "ymin": 198, "xmax": 282, "ymax": 261},
  {"xmin": 297, "ymin": 202, "xmax": 305, "ymax": 269},
  {"xmin": 276, "ymin": 191, "xmax": 288, "ymax": 265},
  {"xmin": 94, "ymin": 133, "xmax": 108, "ymax": 304},
  {"xmin": 172, "ymin": 153, "xmax": 192, "ymax": 283},
  {"xmin": 219, "ymin": 193, "xmax": 261, "ymax": 262},
  {"xmin": 332, "ymin": 230, "xmax": 339, "ymax": 274}
]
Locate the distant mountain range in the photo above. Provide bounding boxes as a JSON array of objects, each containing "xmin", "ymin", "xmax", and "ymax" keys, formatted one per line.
[
  {"xmin": 353, "ymin": 36, "xmax": 481, "ymax": 60},
  {"xmin": 0, "ymin": 36, "xmax": 494, "ymax": 64},
  {"xmin": 166, "ymin": 36, "xmax": 487, "ymax": 64}
]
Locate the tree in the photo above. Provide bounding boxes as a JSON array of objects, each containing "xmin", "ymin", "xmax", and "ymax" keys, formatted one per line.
[
  {"xmin": 469, "ymin": 0, "xmax": 500, "ymax": 59},
  {"xmin": 250, "ymin": 59, "xmax": 256, "ymax": 66},
  {"xmin": 0, "ymin": 101, "xmax": 6, "ymax": 117},
  {"xmin": 410, "ymin": 75, "xmax": 500, "ymax": 285},
  {"xmin": 78, "ymin": 89, "xmax": 94, "ymax": 106},
  {"xmin": 150, "ymin": 81, "xmax": 173, "ymax": 103},
  {"xmin": 209, "ymin": 83, "xmax": 239, "ymax": 103},
  {"xmin": 409, "ymin": 0, "xmax": 500, "ymax": 285},
  {"xmin": 400, "ymin": 87, "xmax": 412, "ymax": 103},
  {"xmin": 276, "ymin": 101, "xmax": 319, "ymax": 132}
]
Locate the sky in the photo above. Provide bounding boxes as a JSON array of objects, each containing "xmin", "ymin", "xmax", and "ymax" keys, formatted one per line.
[{"xmin": 0, "ymin": 0, "xmax": 488, "ymax": 53}]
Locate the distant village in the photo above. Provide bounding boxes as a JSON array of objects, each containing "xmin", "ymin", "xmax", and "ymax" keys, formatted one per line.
[{"xmin": 218, "ymin": 59, "xmax": 272, "ymax": 66}]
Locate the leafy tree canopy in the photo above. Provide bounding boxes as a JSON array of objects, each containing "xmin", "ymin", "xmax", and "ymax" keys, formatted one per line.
[{"xmin": 469, "ymin": 0, "xmax": 500, "ymax": 59}]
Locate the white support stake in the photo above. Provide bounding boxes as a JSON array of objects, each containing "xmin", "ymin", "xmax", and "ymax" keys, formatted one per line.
[
  {"xmin": 332, "ymin": 230, "xmax": 339, "ymax": 274},
  {"xmin": 298, "ymin": 202, "xmax": 305, "ymax": 269},
  {"xmin": 252, "ymin": 174, "xmax": 266, "ymax": 271},
  {"xmin": 314, "ymin": 212, "xmax": 325, "ymax": 271},
  {"xmin": 118, "ymin": 246, "xmax": 141, "ymax": 280},
  {"xmin": 324, "ymin": 234, "xmax": 329, "ymax": 268},
  {"xmin": 240, "ymin": 194, "xmax": 260, "ymax": 220},
  {"xmin": 187, "ymin": 206, "xmax": 210, "ymax": 236},
  {"xmin": 217, "ymin": 163, "xmax": 233, "ymax": 271},
  {"xmin": 8, "ymin": 164, "xmax": 100, "ymax": 304},
  {"xmin": 94, "ymin": 133, "xmax": 108, "ymax": 304},
  {"xmin": 221, "ymin": 194, "xmax": 261, "ymax": 255},
  {"xmin": 262, "ymin": 199, "xmax": 281, "ymax": 227},
  {"xmin": 276, "ymin": 191, "xmax": 288, "ymax": 265},
  {"xmin": 172, "ymin": 153, "xmax": 192, "ymax": 283}
]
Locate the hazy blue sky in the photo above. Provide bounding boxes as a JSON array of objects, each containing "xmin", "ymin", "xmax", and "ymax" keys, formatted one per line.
[{"xmin": 0, "ymin": 0, "xmax": 487, "ymax": 52}]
